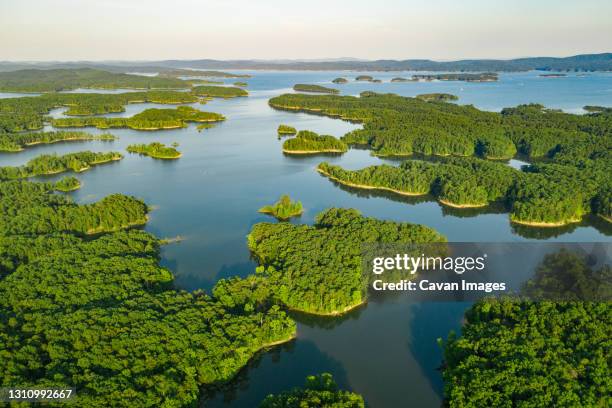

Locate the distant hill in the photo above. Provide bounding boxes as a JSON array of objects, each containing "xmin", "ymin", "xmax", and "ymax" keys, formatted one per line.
[{"xmin": 1, "ymin": 53, "xmax": 610, "ymax": 73}]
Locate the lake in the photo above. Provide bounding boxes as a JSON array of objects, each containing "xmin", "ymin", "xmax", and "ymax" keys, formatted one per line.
[{"xmin": 1, "ymin": 70, "xmax": 611, "ymax": 407}]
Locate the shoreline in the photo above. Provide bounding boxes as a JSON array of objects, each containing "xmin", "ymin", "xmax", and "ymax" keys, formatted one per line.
[
  {"xmin": 510, "ymin": 217, "xmax": 581, "ymax": 227},
  {"xmin": 288, "ymin": 299, "xmax": 366, "ymax": 317},
  {"xmin": 317, "ymin": 168, "xmax": 426, "ymax": 197},
  {"xmin": 438, "ymin": 199, "xmax": 487, "ymax": 208},
  {"xmin": 283, "ymin": 148, "xmax": 345, "ymax": 155}
]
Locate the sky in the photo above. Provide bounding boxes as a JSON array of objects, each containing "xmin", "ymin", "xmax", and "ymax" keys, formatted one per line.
[{"xmin": 1, "ymin": 0, "xmax": 610, "ymax": 61}]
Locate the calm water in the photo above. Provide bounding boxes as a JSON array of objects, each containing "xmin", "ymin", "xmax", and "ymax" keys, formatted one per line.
[{"xmin": 1, "ymin": 71, "xmax": 611, "ymax": 407}]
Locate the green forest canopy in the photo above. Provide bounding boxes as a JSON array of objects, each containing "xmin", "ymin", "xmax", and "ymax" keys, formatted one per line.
[
  {"xmin": 213, "ymin": 208, "xmax": 445, "ymax": 315},
  {"xmin": 259, "ymin": 373, "xmax": 364, "ymax": 408},
  {"xmin": 258, "ymin": 195, "xmax": 303, "ymax": 220},
  {"xmin": 0, "ymin": 68, "xmax": 190, "ymax": 92},
  {"xmin": 293, "ymin": 84, "xmax": 340, "ymax": 94},
  {"xmin": 283, "ymin": 130, "xmax": 348, "ymax": 154},
  {"xmin": 0, "ymin": 131, "xmax": 115, "ymax": 152},
  {"xmin": 0, "ymin": 179, "xmax": 296, "ymax": 407},
  {"xmin": 52, "ymin": 106, "xmax": 225, "ymax": 130},
  {"xmin": 127, "ymin": 142, "xmax": 181, "ymax": 159}
]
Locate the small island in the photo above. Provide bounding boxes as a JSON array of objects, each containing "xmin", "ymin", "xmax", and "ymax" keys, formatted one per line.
[
  {"xmin": 539, "ymin": 73, "xmax": 567, "ymax": 78},
  {"xmin": 0, "ymin": 151, "xmax": 122, "ymax": 179},
  {"xmin": 416, "ymin": 93, "xmax": 459, "ymax": 102},
  {"xmin": 52, "ymin": 106, "xmax": 225, "ymax": 130},
  {"xmin": 259, "ymin": 374, "xmax": 364, "ymax": 407},
  {"xmin": 233, "ymin": 81, "xmax": 248, "ymax": 87},
  {"xmin": 355, "ymin": 75, "xmax": 374, "ymax": 81},
  {"xmin": 391, "ymin": 77, "xmax": 409, "ymax": 82},
  {"xmin": 127, "ymin": 142, "xmax": 181, "ymax": 159},
  {"xmin": 282, "ymin": 130, "xmax": 348, "ymax": 154},
  {"xmin": 411, "ymin": 73, "xmax": 498, "ymax": 82},
  {"xmin": 277, "ymin": 124, "xmax": 297, "ymax": 136},
  {"xmin": 0, "ymin": 131, "xmax": 116, "ymax": 152},
  {"xmin": 332, "ymin": 77, "xmax": 348, "ymax": 84},
  {"xmin": 258, "ymin": 195, "xmax": 303, "ymax": 220},
  {"xmin": 191, "ymin": 85, "xmax": 248, "ymax": 98},
  {"xmin": 54, "ymin": 176, "xmax": 82, "ymax": 192},
  {"xmin": 293, "ymin": 84, "xmax": 339, "ymax": 94}
]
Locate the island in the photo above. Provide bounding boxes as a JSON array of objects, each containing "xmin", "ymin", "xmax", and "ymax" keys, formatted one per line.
[
  {"xmin": 214, "ymin": 208, "xmax": 445, "ymax": 316},
  {"xmin": 317, "ymin": 150, "xmax": 608, "ymax": 227},
  {"xmin": 332, "ymin": 77, "xmax": 348, "ymax": 84},
  {"xmin": 0, "ymin": 151, "xmax": 123, "ymax": 179},
  {"xmin": 416, "ymin": 93, "xmax": 459, "ymax": 102},
  {"xmin": 0, "ymin": 131, "xmax": 115, "ymax": 152},
  {"xmin": 51, "ymin": 106, "xmax": 226, "ymax": 130},
  {"xmin": 411, "ymin": 72, "xmax": 498, "ymax": 82},
  {"xmin": 0, "ymin": 68, "xmax": 190, "ymax": 92},
  {"xmin": 539, "ymin": 73, "xmax": 567, "ymax": 77},
  {"xmin": 127, "ymin": 142, "xmax": 181, "ymax": 159},
  {"xmin": 391, "ymin": 77, "xmax": 409, "ymax": 82},
  {"xmin": 258, "ymin": 195, "xmax": 303, "ymax": 220},
  {"xmin": 233, "ymin": 81, "xmax": 248, "ymax": 87},
  {"xmin": 259, "ymin": 374, "xmax": 364, "ymax": 407},
  {"xmin": 191, "ymin": 85, "xmax": 248, "ymax": 98},
  {"xmin": 53, "ymin": 176, "xmax": 81, "ymax": 192},
  {"xmin": 293, "ymin": 84, "xmax": 340, "ymax": 94},
  {"xmin": 355, "ymin": 75, "xmax": 374, "ymax": 81},
  {"xmin": 282, "ymin": 130, "xmax": 348, "ymax": 154},
  {"xmin": 277, "ymin": 124, "xmax": 297, "ymax": 135}
]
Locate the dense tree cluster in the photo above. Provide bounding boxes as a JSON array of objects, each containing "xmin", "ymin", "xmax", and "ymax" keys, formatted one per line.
[
  {"xmin": 52, "ymin": 106, "xmax": 225, "ymax": 130},
  {"xmin": 259, "ymin": 373, "xmax": 365, "ymax": 408},
  {"xmin": 213, "ymin": 208, "xmax": 445, "ymax": 315},
  {"xmin": 53, "ymin": 176, "xmax": 81, "ymax": 192},
  {"xmin": 441, "ymin": 297, "xmax": 611, "ymax": 407},
  {"xmin": 318, "ymin": 153, "xmax": 610, "ymax": 225},
  {"xmin": 0, "ymin": 91, "xmax": 199, "ymax": 133},
  {"xmin": 127, "ymin": 142, "xmax": 181, "ymax": 159},
  {"xmin": 283, "ymin": 130, "xmax": 348, "ymax": 154},
  {"xmin": 293, "ymin": 84, "xmax": 339, "ymax": 94},
  {"xmin": 191, "ymin": 85, "xmax": 248, "ymax": 98},
  {"xmin": 0, "ymin": 151, "xmax": 122, "ymax": 180},
  {"xmin": 258, "ymin": 195, "xmax": 303, "ymax": 220},
  {"xmin": 416, "ymin": 93, "xmax": 459, "ymax": 102},
  {"xmin": 0, "ymin": 178, "xmax": 296, "ymax": 407},
  {"xmin": 0, "ymin": 131, "xmax": 115, "ymax": 152},
  {"xmin": 0, "ymin": 68, "xmax": 190, "ymax": 92},
  {"xmin": 332, "ymin": 77, "xmax": 348, "ymax": 84},
  {"xmin": 277, "ymin": 124, "xmax": 297, "ymax": 135}
]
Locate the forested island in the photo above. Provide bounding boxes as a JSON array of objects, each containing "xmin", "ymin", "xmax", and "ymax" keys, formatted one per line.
[
  {"xmin": 318, "ymin": 152, "xmax": 610, "ymax": 225},
  {"xmin": 214, "ymin": 208, "xmax": 445, "ymax": 315},
  {"xmin": 258, "ymin": 195, "xmax": 303, "ymax": 220},
  {"xmin": 269, "ymin": 93, "xmax": 611, "ymax": 226},
  {"xmin": 0, "ymin": 151, "xmax": 122, "ymax": 180},
  {"xmin": 0, "ymin": 68, "xmax": 190, "ymax": 92},
  {"xmin": 52, "ymin": 106, "xmax": 225, "ymax": 130},
  {"xmin": 355, "ymin": 75, "xmax": 374, "ymax": 81},
  {"xmin": 191, "ymin": 85, "xmax": 248, "ymax": 98},
  {"xmin": 53, "ymin": 176, "xmax": 81, "ymax": 192},
  {"xmin": 293, "ymin": 84, "xmax": 339, "ymax": 94},
  {"xmin": 332, "ymin": 77, "xmax": 348, "ymax": 84},
  {"xmin": 282, "ymin": 130, "xmax": 348, "ymax": 154},
  {"xmin": 411, "ymin": 73, "xmax": 498, "ymax": 82},
  {"xmin": 0, "ymin": 131, "xmax": 115, "ymax": 152},
  {"xmin": 233, "ymin": 81, "xmax": 248, "ymax": 87},
  {"xmin": 390, "ymin": 77, "xmax": 409, "ymax": 82},
  {"xmin": 416, "ymin": 93, "xmax": 459, "ymax": 102},
  {"xmin": 259, "ymin": 374, "xmax": 364, "ymax": 407},
  {"xmin": 0, "ymin": 90, "xmax": 201, "ymax": 133},
  {"xmin": 277, "ymin": 124, "xmax": 297, "ymax": 135},
  {"xmin": 127, "ymin": 142, "xmax": 181, "ymax": 159},
  {"xmin": 539, "ymin": 73, "xmax": 567, "ymax": 78}
]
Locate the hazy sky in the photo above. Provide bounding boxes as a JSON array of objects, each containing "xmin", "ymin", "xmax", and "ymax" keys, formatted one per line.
[{"xmin": 1, "ymin": 0, "xmax": 610, "ymax": 61}]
